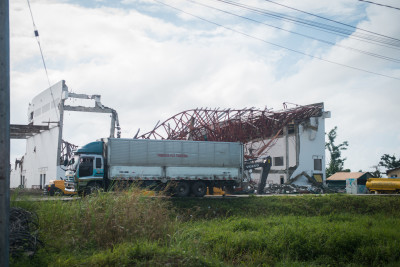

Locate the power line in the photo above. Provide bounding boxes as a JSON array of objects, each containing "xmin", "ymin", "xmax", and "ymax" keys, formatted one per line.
[
  {"xmin": 153, "ymin": 0, "xmax": 400, "ymax": 81},
  {"xmin": 262, "ymin": 0, "xmax": 400, "ymax": 40},
  {"xmin": 189, "ymin": 0, "xmax": 400, "ymax": 63},
  {"xmin": 212, "ymin": 0, "xmax": 400, "ymax": 48},
  {"xmin": 26, "ymin": 0, "xmax": 60, "ymax": 120},
  {"xmin": 358, "ymin": 0, "xmax": 400, "ymax": 11}
]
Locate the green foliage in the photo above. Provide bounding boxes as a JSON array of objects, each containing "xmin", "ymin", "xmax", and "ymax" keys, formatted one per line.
[
  {"xmin": 326, "ymin": 126, "xmax": 349, "ymax": 177},
  {"xmin": 170, "ymin": 194, "xmax": 400, "ymax": 219},
  {"xmin": 11, "ymin": 241, "xmax": 222, "ymax": 267},
  {"xmin": 11, "ymin": 194, "xmax": 400, "ymax": 267},
  {"xmin": 177, "ymin": 215, "xmax": 400, "ymax": 266},
  {"xmin": 41, "ymin": 241, "xmax": 222, "ymax": 267},
  {"xmin": 379, "ymin": 154, "xmax": 400, "ymax": 170},
  {"xmin": 13, "ymin": 187, "xmax": 174, "ymax": 254}
]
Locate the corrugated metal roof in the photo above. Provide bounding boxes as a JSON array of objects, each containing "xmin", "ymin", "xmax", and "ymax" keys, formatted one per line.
[{"xmin": 327, "ymin": 172, "xmax": 366, "ymax": 181}]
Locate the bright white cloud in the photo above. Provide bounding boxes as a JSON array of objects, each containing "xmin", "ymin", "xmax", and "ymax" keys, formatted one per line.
[{"xmin": 9, "ymin": 0, "xmax": 400, "ymax": 174}]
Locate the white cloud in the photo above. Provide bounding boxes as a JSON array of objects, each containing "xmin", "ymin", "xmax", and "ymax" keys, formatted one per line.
[{"xmin": 9, "ymin": 0, "xmax": 400, "ymax": 173}]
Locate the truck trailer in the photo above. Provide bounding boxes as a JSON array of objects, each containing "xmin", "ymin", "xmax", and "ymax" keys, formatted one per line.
[{"xmin": 65, "ymin": 138, "xmax": 248, "ymax": 197}]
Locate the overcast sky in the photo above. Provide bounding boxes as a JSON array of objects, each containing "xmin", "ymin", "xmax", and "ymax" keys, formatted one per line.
[{"xmin": 9, "ymin": 0, "xmax": 400, "ymax": 174}]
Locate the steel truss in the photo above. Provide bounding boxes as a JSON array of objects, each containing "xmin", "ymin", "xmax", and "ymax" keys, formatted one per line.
[
  {"xmin": 139, "ymin": 103, "xmax": 324, "ymax": 158},
  {"xmin": 60, "ymin": 139, "xmax": 78, "ymax": 163}
]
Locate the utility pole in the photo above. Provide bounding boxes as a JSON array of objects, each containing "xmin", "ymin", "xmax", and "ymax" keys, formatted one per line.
[{"xmin": 0, "ymin": 0, "xmax": 10, "ymax": 266}]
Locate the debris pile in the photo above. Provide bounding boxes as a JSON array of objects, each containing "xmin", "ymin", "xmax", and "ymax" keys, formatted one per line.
[
  {"xmin": 260, "ymin": 183, "xmax": 325, "ymax": 194},
  {"xmin": 9, "ymin": 207, "xmax": 42, "ymax": 257}
]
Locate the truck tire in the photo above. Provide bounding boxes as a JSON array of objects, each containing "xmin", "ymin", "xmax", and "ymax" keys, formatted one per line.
[
  {"xmin": 174, "ymin": 181, "xmax": 190, "ymax": 197},
  {"xmin": 223, "ymin": 185, "xmax": 235, "ymax": 194},
  {"xmin": 191, "ymin": 181, "xmax": 207, "ymax": 197},
  {"xmin": 86, "ymin": 182, "xmax": 103, "ymax": 195}
]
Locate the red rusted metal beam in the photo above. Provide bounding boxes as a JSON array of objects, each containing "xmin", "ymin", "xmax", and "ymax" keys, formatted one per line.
[{"xmin": 139, "ymin": 103, "xmax": 323, "ymax": 158}]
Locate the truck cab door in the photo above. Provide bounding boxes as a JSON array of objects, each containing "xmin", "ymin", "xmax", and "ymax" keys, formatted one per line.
[{"xmin": 94, "ymin": 156, "xmax": 104, "ymax": 177}]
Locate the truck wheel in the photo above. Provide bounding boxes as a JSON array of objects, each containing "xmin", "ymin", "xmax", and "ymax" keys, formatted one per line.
[
  {"xmin": 191, "ymin": 181, "xmax": 207, "ymax": 197},
  {"xmin": 174, "ymin": 182, "xmax": 190, "ymax": 197},
  {"xmin": 86, "ymin": 182, "xmax": 103, "ymax": 195},
  {"xmin": 223, "ymin": 185, "xmax": 234, "ymax": 194}
]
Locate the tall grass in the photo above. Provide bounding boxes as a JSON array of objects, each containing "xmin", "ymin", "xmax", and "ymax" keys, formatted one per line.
[
  {"xmin": 41, "ymin": 241, "xmax": 223, "ymax": 267},
  {"xmin": 17, "ymin": 187, "xmax": 175, "ymax": 253},
  {"xmin": 177, "ymin": 215, "xmax": 400, "ymax": 266},
  {"xmin": 11, "ymin": 194, "xmax": 400, "ymax": 266},
  {"xmin": 170, "ymin": 194, "xmax": 400, "ymax": 219}
]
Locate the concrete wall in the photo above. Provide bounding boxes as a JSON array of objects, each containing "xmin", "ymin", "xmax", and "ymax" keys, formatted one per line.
[
  {"xmin": 248, "ymin": 114, "xmax": 327, "ymax": 186},
  {"xmin": 27, "ymin": 80, "xmax": 67, "ymax": 125},
  {"xmin": 290, "ymin": 116, "xmax": 326, "ymax": 186},
  {"xmin": 246, "ymin": 135, "xmax": 296, "ymax": 184},
  {"xmin": 10, "ymin": 81, "xmax": 67, "ymax": 188}
]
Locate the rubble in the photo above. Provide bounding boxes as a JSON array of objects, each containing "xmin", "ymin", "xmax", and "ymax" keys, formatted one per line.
[{"xmin": 258, "ymin": 183, "xmax": 326, "ymax": 194}]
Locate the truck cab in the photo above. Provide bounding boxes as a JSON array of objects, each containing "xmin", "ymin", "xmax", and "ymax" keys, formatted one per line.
[{"xmin": 65, "ymin": 141, "xmax": 105, "ymax": 194}]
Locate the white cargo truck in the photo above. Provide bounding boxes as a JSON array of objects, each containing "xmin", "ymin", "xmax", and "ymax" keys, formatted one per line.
[{"xmin": 65, "ymin": 138, "xmax": 245, "ymax": 197}]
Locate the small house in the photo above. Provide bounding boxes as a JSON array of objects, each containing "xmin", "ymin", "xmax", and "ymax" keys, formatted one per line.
[
  {"xmin": 327, "ymin": 172, "xmax": 373, "ymax": 192},
  {"xmin": 387, "ymin": 167, "xmax": 400, "ymax": 178}
]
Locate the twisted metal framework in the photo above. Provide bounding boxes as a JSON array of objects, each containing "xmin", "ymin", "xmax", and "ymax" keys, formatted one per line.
[
  {"xmin": 139, "ymin": 103, "xmax": 324, "ymax": 158},
  {"xmin": 61, "ymin": 139, "xmax": 78, "ymax": 162}
]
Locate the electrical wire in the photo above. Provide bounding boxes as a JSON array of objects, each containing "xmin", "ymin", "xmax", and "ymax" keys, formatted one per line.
[
  {"xmin": 26, "ymin": 0, "xmax": 60, "ymax": 120},
  {"xmin": 358, "ymin": 0, "xmax": 400, "ymax": 11},
  {"xmin": 212, "ymin": 0, "xmax": 400, "ymax": 48},
  {"xmin": 153, "ymin": 0, "xmax": 400, "ymax": 81},
  {"xmin": 261, "ymin": 0, "xmax": 400, "ymax": 40},
  {"xmin": 188, "ymin": 0, "xmax": 400, "ymax": 63}
]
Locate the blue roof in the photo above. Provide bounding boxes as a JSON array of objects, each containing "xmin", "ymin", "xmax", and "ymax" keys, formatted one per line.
[{"xmin": 76, "ymin": 141, "xmax": 103, "ymax": 155}]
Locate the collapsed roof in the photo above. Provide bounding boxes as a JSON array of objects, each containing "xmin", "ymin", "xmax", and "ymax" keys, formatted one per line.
[{"xmin": 139, "ymin": 102, "xmax": 324, "ymax": 158}]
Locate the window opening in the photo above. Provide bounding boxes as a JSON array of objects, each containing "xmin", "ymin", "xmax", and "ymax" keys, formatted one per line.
[
  {"xmin": 274, "ymin": 157, "xmax": 284, "ymax": 166},
  {"xmin": 96, "ymin": 158, "xmax": 102, "ymax": 169},
  {"xmin": 314, "ymin": 159, "xmax": 322, "ymax": 171}
]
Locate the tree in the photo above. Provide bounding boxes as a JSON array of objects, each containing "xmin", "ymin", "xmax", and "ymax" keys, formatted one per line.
[
  {"xmin": 379, "ymin": 154, "xmax": 400, "ymax": 170},
  {"xmin": 370, "ymin": 165, "xmax": 382, "ymax": 178},
  {"xmin": 325, "ymin": 126, "xmax": 349, "ymax": 177}
]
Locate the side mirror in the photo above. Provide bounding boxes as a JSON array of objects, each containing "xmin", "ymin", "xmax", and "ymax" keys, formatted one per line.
[{"xmin": 63, "ymin": 159, "xmax": 68, "ymax": 166}]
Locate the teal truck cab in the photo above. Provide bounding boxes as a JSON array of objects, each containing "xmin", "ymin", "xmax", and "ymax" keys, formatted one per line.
[{"xmin": 65, "ymin": 141, "xmax": 105, "ymax": 194}]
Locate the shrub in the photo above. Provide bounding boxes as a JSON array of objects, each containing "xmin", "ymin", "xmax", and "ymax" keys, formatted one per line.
[{"xmin": 31, "ymin": 187, "xmax": 175, "ymax": 252}]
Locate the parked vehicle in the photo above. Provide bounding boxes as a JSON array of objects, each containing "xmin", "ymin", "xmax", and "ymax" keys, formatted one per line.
[
  {"xmin": 44, "ymin": 177, "xmax": 77, "ymax": 196},
  {"xmin": 65, "ymin": 138, "xmax": 253, "ymax": 197},
  {"xmin": 366, "ymin": 178, "xmax": 400, "ymax": 194}
]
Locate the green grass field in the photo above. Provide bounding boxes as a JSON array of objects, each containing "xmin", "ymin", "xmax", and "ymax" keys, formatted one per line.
[{"xmin": 10, "ymin": 192, "xmax": 400, "ymax": 266}]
